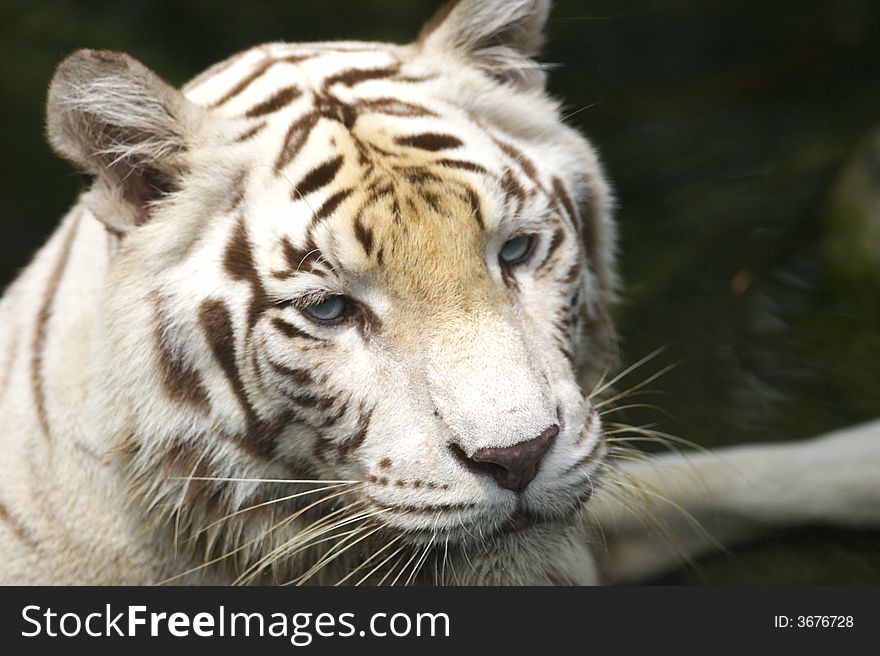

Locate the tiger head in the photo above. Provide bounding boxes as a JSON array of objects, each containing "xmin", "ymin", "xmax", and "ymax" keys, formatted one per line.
[{"xmin": 46, "ymin": 0, "xmax": 617, "ymax": 584}]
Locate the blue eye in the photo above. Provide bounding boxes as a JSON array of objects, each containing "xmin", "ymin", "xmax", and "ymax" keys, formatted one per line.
[
  {"xmin": 499, "ymin": 234, "xmax": 534, "ymax": 265},
  {"xmin": 303, "ymin": 296, "xmax": 348, "ymax": 323}
]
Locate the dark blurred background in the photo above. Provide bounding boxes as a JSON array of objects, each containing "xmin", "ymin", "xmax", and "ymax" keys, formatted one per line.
[{"xmin": 1, "ymin": 0, "xmax": 878, "ymax": 583}]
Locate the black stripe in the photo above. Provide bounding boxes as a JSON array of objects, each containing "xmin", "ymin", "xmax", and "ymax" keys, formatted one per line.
[
  {"xmin": 437, "ymin": 159, "xmax": 488, "ymax": 175},
  {"xmin": 244, "ymin": 85, "xmax": 302, "ymax": 118},
  {"xmin": 463, "ymin": 187, "xmax": 485, "ymax": 230},
  {"xmin": 271, "ymin": 316, "xmax": 319, "ymax": 341},
  {"xmin": 315, "ymin": 188, "xmax": 353, "ymax": 220},
  {"xmin": 496, "ymin": 139, "xmax": 542, "ymax": 188},
  {"xmin": 368, "ymin": 499, "xmax": 476, "ymax": 515},
  {"xmin": 562, "ymin": 260, "xmax": 582, "ymax": 284},
  {"xmin": 323, "ymin": 64, "xmax": 401, "ymax": 88},
  {"xmin": 294, "ymin": 155, "xmax": 344, "ymax": 198},
  {"xmin": 227, "ymin": 170, "xmax": 249, "ymax": 212},
  {"xmin": 152, "ymin": 294, "xmax": 211, "ymax": 413},
  {"xmin": 275, "ymin": 112, "xmax": 319, "ymax": 171},
  {"xmin": 337, "ymin": 407, "xmax": 372, "ymax": 458},
  {"xmin": 322, "ymin": 401, "xmax": 349, "ymax": 427},
  {"xmin": 354, "ymin": 216, "xmax": 374, "ymax": 256},
  {"xmin": 282, "ymin": 390, "xmax": 336, "ymax": 410},
  {"xmin": 199, "ymin": 300, "xmax": 246, "ymax": 411},
  {"xmin": 31, "ymin": 213, "xmax": 80, "ymax": 444},
  {"xmin": 557, "ymin": 339, "xmax": 575, "ymax": 365},
  {"xmin": 209, "ymin": 54, "xmax": 312, "ymax": 108},
  {"xmin": 223, "ymin": 220, "xmax": 269, "ymax": 331},
  {"xmin": 579, "ymin": 173, "xmax": 607, "ymax": 291},
  {"xmin": 208, "ymin": 60, "xmax": 274, "ymax": 108},
  {"xmin": 400, "ymin": 167, "xmax": 444, "ymax": 185},
  {"xmin": 267, "ymin": 359, "xmax": 314, "ymax": 386},
  {"xmin": 0, "ymin": 499, "xmax": 38, "ymax": 550},
  {"xmin": 272, "ymin": 237, "xmax": 325, "ymax": 279},
  {"xmin": 552, "ymin": 177, "xmax": 577, "ymax": 225},
  {"xmin": 234, "ymin": 121, "xmax": 267, "ymax": 143},
  {"xmin": 156, "ymin": 439, "xmax": 235, "ymax": 511},
  {"xmin": 198, "ymin": 300, "xmax": 278, "ymax": 460},
  {"xmin": 356, "ymin": 98, "xmax": 436, "ymax": 117},
  {"xmin": 501, "ymin": 168, "xmax": 526, "ymax": 215},
  {"xmin": 536, "ymin": 227, "xmax": 566, "ymax": 271},
  {"xmin": 395, "ymin": 133, "xmax": 463, "ymax": 151}
]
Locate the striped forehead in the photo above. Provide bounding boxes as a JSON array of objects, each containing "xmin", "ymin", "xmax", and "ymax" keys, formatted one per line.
[
  {"xmin": 185, "ymin": 43, "xmax": 407, "ymax": 113},
  {"xmin": 187, "ymin": 43, "xmax": 567, "ymax": 304}
]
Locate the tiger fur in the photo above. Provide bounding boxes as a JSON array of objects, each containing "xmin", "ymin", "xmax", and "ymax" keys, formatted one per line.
[{"xmin": 0, "ymin": 0, "xmax": 877, "ymax": 585}]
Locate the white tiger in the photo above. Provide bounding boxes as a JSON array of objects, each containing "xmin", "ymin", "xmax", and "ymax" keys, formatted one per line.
[{"xmin": 0, "ymin": 0, "xmax": 877, "ymax": 585}]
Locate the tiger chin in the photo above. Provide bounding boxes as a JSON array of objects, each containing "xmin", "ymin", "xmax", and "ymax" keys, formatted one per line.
[{"xmin": 1, "ymin": 0, "xmax": 879, "ymax": 586}]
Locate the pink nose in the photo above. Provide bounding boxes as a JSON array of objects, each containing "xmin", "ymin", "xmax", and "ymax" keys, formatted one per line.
[{"xmin": 454, "ymin": 424, "xmax": 559, "ymax": 493}]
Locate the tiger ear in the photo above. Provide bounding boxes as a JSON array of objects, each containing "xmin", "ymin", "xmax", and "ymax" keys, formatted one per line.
[
  {"xmin": 416, "ymin": 0, "xmax": 552, "ymax": 87},
  {"xmin": 46, "ymin": 49, "xmax": 204, "ymax": 233}
]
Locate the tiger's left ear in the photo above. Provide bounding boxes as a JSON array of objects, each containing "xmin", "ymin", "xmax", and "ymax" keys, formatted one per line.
[
  {"xmin": 46, "ymin": 49, "xmax": 205, "ymax": 233},
  {"xmin": 416, "ymin": 0, "xmax": 552, "ymax": 88}
]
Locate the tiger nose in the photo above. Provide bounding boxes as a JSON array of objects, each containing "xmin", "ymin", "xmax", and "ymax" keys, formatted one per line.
[{"xmin": 460, "ymin": 425, "xmax": 559, "ymax": 493}]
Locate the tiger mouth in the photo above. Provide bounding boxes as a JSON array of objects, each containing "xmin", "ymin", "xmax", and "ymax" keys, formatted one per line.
[
  {"xmin": 492, "ymin": 483, "xmax": 598, "ymax": 540},
  {"xmin": 490, "ymin": 510, "xmax": 571, "ymax": 543},
  {"xmin": 500, "ymin": 509, "xmax": 538, "ymax": 534},
  {"xmin": 380, "ymin": 483, "xmax": 598, "ymax": 546}
]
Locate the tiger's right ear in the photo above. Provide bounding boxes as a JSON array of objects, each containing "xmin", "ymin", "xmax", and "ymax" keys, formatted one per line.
[
  {"xmin": 46, "ymin": 49, "xmax": 204, "ymax": 233},
  {"xmin": 416, "ymin": 0, "xmax": 552, "ymax": 88}
]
